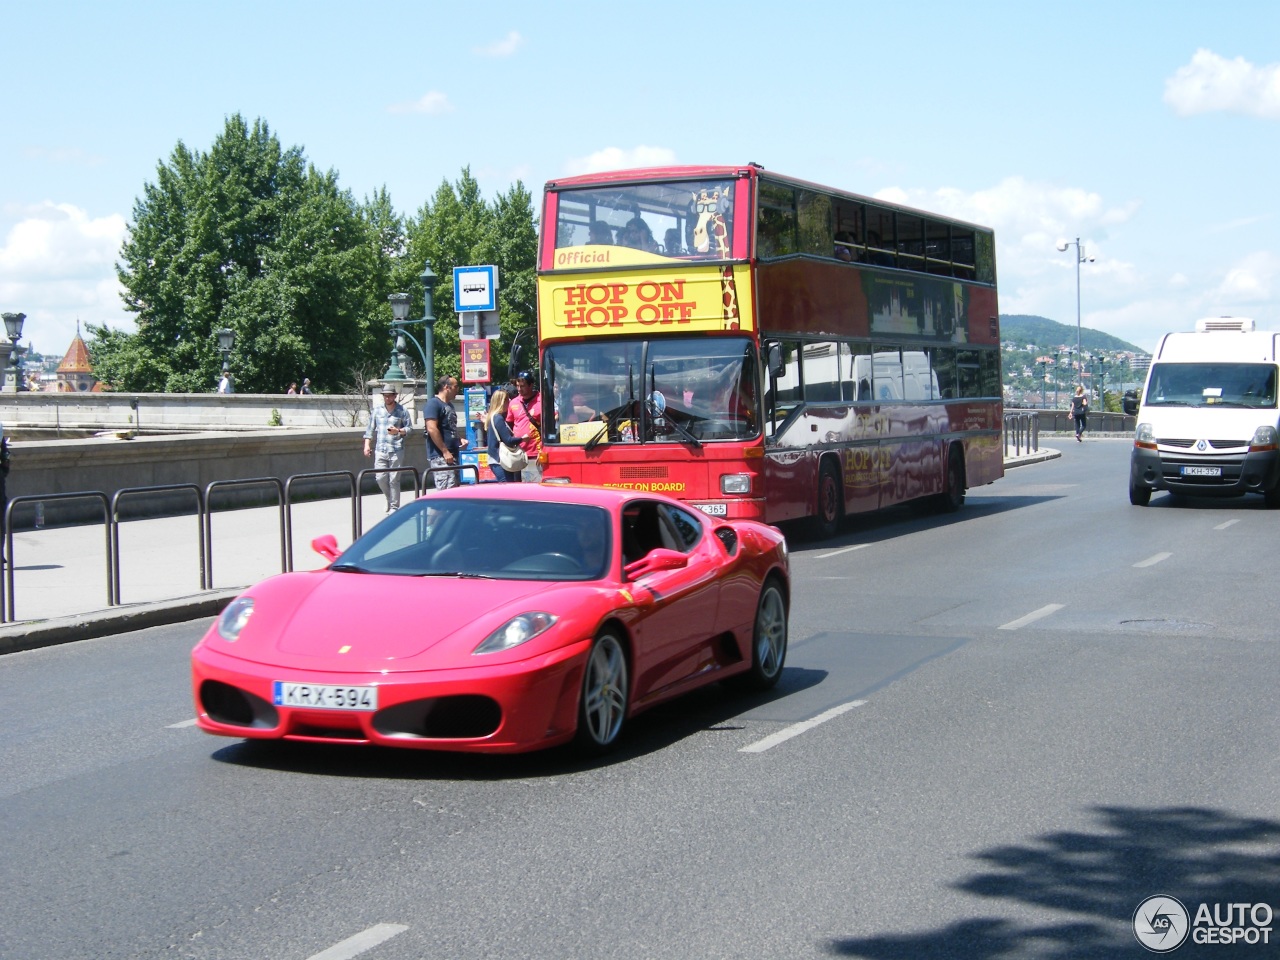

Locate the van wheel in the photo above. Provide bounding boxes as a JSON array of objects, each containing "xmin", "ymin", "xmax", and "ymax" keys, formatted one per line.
[
  {"xmin": 1129, "ymin": 481, "xmax": 1151, "ymax": 506},
  {"xmin": 810, "ymin": 461, "xmax": 842, "ymax": 539},
  {"xmin": 1264, "ymin": 487, "xmax": 1280, "ymax": 509}
]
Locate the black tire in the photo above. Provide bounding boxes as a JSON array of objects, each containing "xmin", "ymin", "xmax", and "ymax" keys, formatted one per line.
[
  {"xmin": 575, "ymin": 631, "xmax": 629, "ymax": 753},
  {"xmin": 937, "ymin": 448, "xmax": 965, "ymax": 513},
  {"xmin": 810, "ymin": 461, "xmax": 842, "ymax": 539},
  {"xmin": 1129, "ymin": 481, "xmax": 1151, "ymax": 506},
  {"xmin": 728, "ymin": 578, "xmax": 789, "ymax": 692}
]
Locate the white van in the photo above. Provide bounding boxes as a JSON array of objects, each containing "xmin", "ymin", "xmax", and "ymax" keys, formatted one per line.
[{"xmin": 1129, "ymin": 317, "xmax": 1280, "ymax": 506}]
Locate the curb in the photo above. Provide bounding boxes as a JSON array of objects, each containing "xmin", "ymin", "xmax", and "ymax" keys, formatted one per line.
[
  {"xmin": 0, "ymin": 590, "xmax": 241, "ymax": 655},
  {"xmin": 1004, "ymin": 447, "xmax": 1062, "ymax": 468}
]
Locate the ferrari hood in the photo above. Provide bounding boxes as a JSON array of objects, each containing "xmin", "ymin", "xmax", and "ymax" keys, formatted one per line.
[{"xmin": 231, "ymin": 571, "xmax": 554, "ymax": 670}]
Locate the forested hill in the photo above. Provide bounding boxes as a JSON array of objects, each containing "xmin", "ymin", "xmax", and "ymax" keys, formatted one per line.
[{"xmin": 1001, "ymin": 315, "xmax": 1147, "ymax": 355}]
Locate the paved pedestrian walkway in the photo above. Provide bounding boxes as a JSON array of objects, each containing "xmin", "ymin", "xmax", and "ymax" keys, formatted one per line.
[{"xmin": 1, "ymin": 447, "xmax": 1060, "ymax": 652}]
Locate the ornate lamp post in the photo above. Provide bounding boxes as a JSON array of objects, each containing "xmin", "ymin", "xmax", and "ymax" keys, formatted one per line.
[
  {"xmin": 216, "ymin": 328, "xmax": 235, "ymax": 392},
  {"xmin": 385, "ymin": 293, "xmax": 412, "ymax": 382},
  {"xmin": 3, "ymin": 312, "xmax": 26, "ymax": 393},
  {"xmin": 382, "ymin": 263, "xmax": 440, "ymax": 391}
]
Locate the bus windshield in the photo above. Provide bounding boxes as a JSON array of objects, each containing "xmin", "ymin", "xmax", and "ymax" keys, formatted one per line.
[
  {"xmin": 1145, "ymin": 362, "xmax": 1278, "ymax": 408},
  {"xmin": 543, "ymin": 337, "xmax": 759, "ymax": 445},
  {"xmin": 553, "ymin": 179, "xmax": 737, "ymax": 259}
]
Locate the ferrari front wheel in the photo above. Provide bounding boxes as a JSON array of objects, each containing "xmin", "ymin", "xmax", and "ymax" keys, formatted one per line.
[
  {"xmin": 729, "ymin": 578, "xmax": 788, "ymax": 692},
  {"xmin": 576, "ymin": 631, "xmax": 629, "ymax": 753}
]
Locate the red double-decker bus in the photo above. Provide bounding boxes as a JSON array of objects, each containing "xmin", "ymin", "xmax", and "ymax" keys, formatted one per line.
[{"xmin": 535, "ymin": 164, "xmax": 1002, "ymax": 536}]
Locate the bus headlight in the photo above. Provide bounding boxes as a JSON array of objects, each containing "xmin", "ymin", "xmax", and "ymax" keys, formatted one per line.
[
  {"xmin": 1134, "ymin": 422, "xmax": 1155, "ymax": 448},
  {"xmin": 721, "ymin": 474, "xmax": 752, "ymax": 495},
  {"xmin": 1250, "ymin": 425, "xmax": 1278, "ymax": 452}
]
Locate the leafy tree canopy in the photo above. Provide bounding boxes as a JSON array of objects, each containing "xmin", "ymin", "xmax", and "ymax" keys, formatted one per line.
[{"xmin": 91, "ymin": 116, "xmax": 539, "ymax": 394}]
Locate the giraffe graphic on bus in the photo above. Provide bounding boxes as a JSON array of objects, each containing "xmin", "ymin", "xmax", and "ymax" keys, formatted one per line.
[{"xmin": 692, "ymin": 185, "xmax": 740, "ymax": 330}]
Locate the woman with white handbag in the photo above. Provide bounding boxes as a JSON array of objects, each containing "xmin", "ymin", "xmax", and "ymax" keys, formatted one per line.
[{"xmin": 485, "ymin": 390, "xmax": 528, "ymax": 482}]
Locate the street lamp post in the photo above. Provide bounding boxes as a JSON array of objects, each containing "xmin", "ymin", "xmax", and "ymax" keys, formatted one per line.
[
  {"xmin": 1038, "ymin": 360, "xmax": 1047, "ymax": 408},
  {"xmin": 2, "ymin": 312, "xmax": 25, "ymax": 393},
  {"xmin": 383, "ymin": 264, "xmax": 440, "ymax": 391},
  {"xmin": 1053, "ymin": 350, "xmax": 1061, "ymax": 409},
  {"xmin": 216, "ymin": 328, "xmax": 235, "ymax": 392},
  {"xmin": 1057, "ymin": 237, "xmax": 1094, "ymax": 392}
]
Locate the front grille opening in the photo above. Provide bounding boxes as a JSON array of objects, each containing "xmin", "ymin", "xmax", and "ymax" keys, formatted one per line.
[
  {"xmin": 200, "ymin": 680, "xmax": 279, "ymax": 729},
  {"xmin": 373, "ymin": 695, "xmax": 502, "ymax": 739}
]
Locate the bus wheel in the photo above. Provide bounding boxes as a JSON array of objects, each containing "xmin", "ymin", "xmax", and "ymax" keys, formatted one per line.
[
  {"xmin": 811, "ymin": 461, "xmax": 843, "ymax": 539},
  {"xmin": 937, "ymin": 448, "xmax": 965, "ymax": 513}
]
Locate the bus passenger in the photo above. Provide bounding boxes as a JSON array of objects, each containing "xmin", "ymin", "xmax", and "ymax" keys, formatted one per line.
[
  {"xmin": 619, "ymin": 217, "xmax": 658, "ymax": 252},
  {"xmin": 664, "ymin": 227, "xmax": 683, "ymax": 256},
  {"xmin": 588, "ymin": 220, "xmax": 614, "ymax": 245},
  {"xmin": 834, "ymin": 231, "xmax": 858, "ymax": 262}
]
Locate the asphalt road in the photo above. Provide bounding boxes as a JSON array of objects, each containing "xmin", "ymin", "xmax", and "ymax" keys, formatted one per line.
[{"xmin": 1, "ymin": 438, "xmax": 1276, "ymax": 960}]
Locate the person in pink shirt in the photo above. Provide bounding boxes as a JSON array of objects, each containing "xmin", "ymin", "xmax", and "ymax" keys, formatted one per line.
[{"xmin": 507, "ymin": 370, "xmax": 542, "ymax": 481}]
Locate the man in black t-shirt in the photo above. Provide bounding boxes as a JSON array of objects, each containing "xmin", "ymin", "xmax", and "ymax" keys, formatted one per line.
[{"xmin": 423, "ymin": 375, "xmax": 467, "ymax": 488}]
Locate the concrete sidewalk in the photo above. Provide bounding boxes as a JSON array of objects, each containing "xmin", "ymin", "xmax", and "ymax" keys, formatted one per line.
[{"xmin": 0, "ymin": 447, "xmax": 1062, "ymax": 653}]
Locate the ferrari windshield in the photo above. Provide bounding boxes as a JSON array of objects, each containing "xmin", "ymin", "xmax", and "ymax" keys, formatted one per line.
[
  {"xmin": 552, "ymin": 178, "xmax": 738, "ymax": 259},
  {"xmin": 1144, "ymin": 362, "xmax": 1278, "ymax": 408},
  {"xmin": 334, "ymin": 499, "xmax": 611, "ymax": 581},
  {"xmin": 542, "ymin": 336, "xmax": 760, "ymax": 445}
]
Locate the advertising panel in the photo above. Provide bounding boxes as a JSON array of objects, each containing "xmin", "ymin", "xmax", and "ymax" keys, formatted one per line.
[{"xmin": 539, "ymin": 264, "xmax": 755, "ymax": 341}]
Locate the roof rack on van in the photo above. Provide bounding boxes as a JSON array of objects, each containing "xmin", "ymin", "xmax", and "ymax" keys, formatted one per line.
[{"xmin": 1195, "ymin": 317, "xmax": 1256, "ymax": 333}]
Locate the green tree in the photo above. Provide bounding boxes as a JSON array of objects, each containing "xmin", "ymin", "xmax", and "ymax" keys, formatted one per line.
[
  {"xmin": 392, "ymin": 168, "xmax": 538, "ymax": 384},
  {"xmin": 93, "ymin": 115, "xmax": 388, "ymax": 393}
]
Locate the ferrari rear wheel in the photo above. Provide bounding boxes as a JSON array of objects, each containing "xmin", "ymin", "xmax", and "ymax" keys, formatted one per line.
[
  {"xmin": 729, "ymin": 578, "xmax": 788, "ymax": 692},
  {"xmin": 576, "ymin": 631, "xmax": 629, "ymax": 753}
]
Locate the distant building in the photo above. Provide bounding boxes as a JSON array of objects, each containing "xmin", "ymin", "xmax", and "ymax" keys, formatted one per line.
[{"xmin": 51, "ymin": 324, "xmax": 101, "ymax": 393}]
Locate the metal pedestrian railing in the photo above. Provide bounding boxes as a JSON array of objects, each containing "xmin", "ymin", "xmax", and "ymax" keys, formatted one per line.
[
  {"xmin": 1003, "ymin": 412, "xmax": 1040, "ymax": 457},
  {"xmin": 1, "ymin": 463, "xmax": 484, "ymax": 624}
]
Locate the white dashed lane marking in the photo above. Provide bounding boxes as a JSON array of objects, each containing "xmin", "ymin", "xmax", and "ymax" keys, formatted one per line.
[
  {"xmin": 740, "ymin": 700, "xmax": 867, "ymax": 753},
  {"xmin": 306, "ymin": 924, "xmax": 409, "ymax": 960},
  {"xmin": 1133, "ymin": 552, "xmax": 1172, "ymax": 568},
  {"xmin": 998, "ymin": 603, "xmax": 1065, "ymax": 631}
]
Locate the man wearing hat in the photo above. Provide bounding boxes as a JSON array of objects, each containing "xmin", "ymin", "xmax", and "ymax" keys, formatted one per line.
[{"xmin": 363, "ymin": 382, "xmax": 413, "ymax": 512}]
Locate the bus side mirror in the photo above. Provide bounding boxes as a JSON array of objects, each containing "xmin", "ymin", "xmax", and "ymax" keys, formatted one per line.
[{"xmin": 767, "ymin": 343, "xmax": 785, "ymax": 379}]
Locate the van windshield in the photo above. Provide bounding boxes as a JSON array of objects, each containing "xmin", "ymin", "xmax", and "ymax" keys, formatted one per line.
[{"xmin": 1144, "ymin": 362, "xmax": 1278, "ymax": 408}]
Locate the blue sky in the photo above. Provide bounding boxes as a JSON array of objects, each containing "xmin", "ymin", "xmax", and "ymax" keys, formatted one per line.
[{"xmin": 3, "ymin": 1, "xmax": 1278, "ymax": 358}]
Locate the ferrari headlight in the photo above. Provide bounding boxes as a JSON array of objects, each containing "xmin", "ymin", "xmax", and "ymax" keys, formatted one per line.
[
  {"xmin": 217, "ymin": 597, "xmax": 254, "ymax": 641},
  {"xmin": 473, "ymin": 612, "xmax": 558, "ymax": 655}
]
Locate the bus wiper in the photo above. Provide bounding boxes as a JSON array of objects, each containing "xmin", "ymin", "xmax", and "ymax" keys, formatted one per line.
[
  {"xmin": 664, "ymin": 414, "xmax": 703, "ymax": 448},
  {"xmin": 586, "ymin": 363, "xmax": 636, "ymax": 452}
]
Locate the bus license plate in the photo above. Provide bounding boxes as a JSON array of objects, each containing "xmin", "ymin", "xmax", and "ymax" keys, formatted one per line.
[
  {"xmin": 1181, "ymin": 466, "xmax": 1222, "ymax": 477},
  {"xmin": 273, "ymin": 681, "xmax": 377, "ymax": 711},
  {"xmin": 695, "ymin": 503, "xmax": 728, "ymax": 516}
]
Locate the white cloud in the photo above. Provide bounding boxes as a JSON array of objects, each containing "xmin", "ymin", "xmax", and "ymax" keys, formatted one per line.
[
  {"xmin": 386, "ymin": 91, "xmax": 453, "ymax": 115},
  {"xmin": 1164, "ymin": 48, "xmax": 1280, "ymax": 119},
  {"xmin": 1214, "ymin": 251, "xmax": 1279, "ymax": 303},
  {"xmin": 20, "ymin": 145, "xmax": 106, "ymax": 167},
  {"xmin": 563, "ymin": 146, "xmax": 678, "ymax": 176},
  {"xmin": 0, "ymin": 202, "xmax": 130, "ymax": 354},
  {"xmin": 474, "ymin": 31, "xmax": 524, "ymax": 58}
]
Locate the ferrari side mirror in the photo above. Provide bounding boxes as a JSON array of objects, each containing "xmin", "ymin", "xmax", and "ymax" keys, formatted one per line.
[
  {"xmin": 624, "ymin": 548, "xmax": 688, "ymax": 580},
  {"xmin": 311, "ymin": 534, "xmax": 341, "ymax": 563}
]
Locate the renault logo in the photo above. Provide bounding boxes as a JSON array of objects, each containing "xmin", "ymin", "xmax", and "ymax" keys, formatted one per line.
[{"xmin": 1196, "ymin": 440, "xmax": 1207, "ymax": 451}]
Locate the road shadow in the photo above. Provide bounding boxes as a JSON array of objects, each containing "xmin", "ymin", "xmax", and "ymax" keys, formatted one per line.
[
  {"xmin": 210, "ymin": 665, "xmax": 828, "ymax": 781},
  {"xmin": 825, "ymin": 805, "xmax": 1280, "ymax": 959},
  {"xmin": 784, "ymin": 495, "xmax": 1061, "ymax": 551}
]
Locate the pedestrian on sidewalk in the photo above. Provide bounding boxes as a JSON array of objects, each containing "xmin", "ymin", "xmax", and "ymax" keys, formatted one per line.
[
  {"xmin": 1070, "ymin": 384, "xmax": 1089, "ymax": 442},
  {"xmin": 363, "ymin": 383, "xmax": 412, "ymax": 512},
  {"xmin": 424, "ymin": 375, "xmax": 467, "ymax": 489},
  {"xmin": 507, "ymin": 370, "xmax": 542, "ymax": 482},
  {"xmin": 485, "ymin": 389, "xmax": 526, "ymax": 482}
]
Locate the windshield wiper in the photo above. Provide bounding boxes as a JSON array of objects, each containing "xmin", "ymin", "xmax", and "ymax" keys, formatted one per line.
[
  {"xmin": 330, "ymin": 562, "xmax": 370, "ymax": 574},
  {"xmin": 586, "ymin": 363, "xmax": 636, "ymax": 452},
  {"xmin": 662, "ymin": 412, "xmax": 703, "ymax": 448}
]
